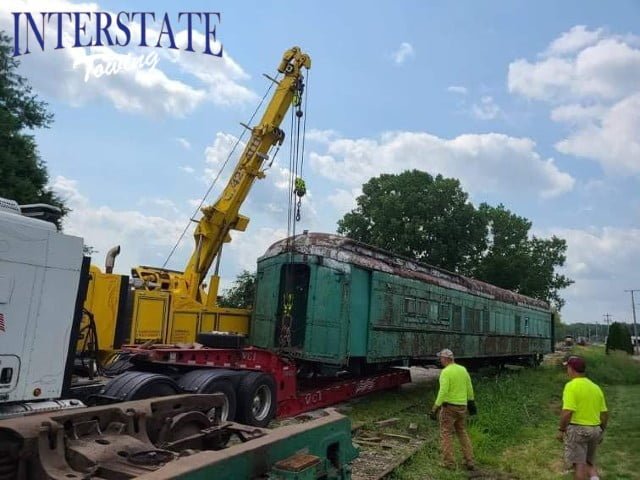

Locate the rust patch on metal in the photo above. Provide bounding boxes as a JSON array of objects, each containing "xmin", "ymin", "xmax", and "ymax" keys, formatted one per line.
[
  {"xmin": 262, "ymin": 233, "xmax": 550, "ymax": 311},
  {"xmin": 274, "ymin": 453, "xmax": 320, "ymax": 471}
]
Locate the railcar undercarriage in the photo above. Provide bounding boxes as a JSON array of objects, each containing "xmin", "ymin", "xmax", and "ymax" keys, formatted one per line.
[{"xmin": 0, "ymin": 394, "xmax": 357, "ymax": 480}]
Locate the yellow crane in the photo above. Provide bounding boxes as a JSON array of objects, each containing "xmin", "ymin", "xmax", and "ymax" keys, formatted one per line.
[{"xmin": 80, "ymin": 47, "xmax": 311, "ymax": 360}]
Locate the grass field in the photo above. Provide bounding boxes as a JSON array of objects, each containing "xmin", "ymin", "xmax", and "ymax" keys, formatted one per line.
[{"xmin": 348, "ymin": 347, "xmax": 640, "ymax": 479}]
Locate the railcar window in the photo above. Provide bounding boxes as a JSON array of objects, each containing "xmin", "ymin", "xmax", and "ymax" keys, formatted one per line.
[
  {"xmin": 483, "ymin": 309, "xmax": 490, "ymax": 332},
  {"xmin": 417, "ymin": 299, "xmax": 428, "ymax": 316},
  {"xmin": 466, "ymin": 307, "xmax": 482, "ymax": 332},
  {"xmin": 439, "ymin": 304, "xmax": 450, "ymax": 321},
  {"xmin": 429, "ymin": 302, "xmax": 439, "ymax": 320},
  {"xmin": 452, "ymin": 305, "xmax": 462, "ymax": 330},
  {"xmin": 515, "ymin": 315, "xmax": 521, "ymax": 335},
  {"xmin": 524, "ymin": 316, "xmax": 530, "ymax": 334},
  {"xmin": 404, "ymin": 298, "xmax": 416, "ymax": 315}
]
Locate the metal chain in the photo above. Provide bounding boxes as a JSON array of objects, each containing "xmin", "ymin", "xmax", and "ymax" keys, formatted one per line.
[{"xmin": 279, "ymin": 293, "xmax": 294, "ymax": 348}]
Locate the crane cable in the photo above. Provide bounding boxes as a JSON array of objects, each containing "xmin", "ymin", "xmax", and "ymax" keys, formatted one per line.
[
  {"xmin": 286, "ymin": 71, "xmax": 310, "ymax": 246},
  {"xmin": 162, "ymin": 75, "xmax": 280, "ymax": 268},
  {"xmin": 280, "ymin": 71, "xmax": 309, "ymax": 349}
]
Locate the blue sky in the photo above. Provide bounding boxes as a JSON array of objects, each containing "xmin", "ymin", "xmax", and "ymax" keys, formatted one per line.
[{"xmin": 2, "ymin": 1, "xmax": 639, "ymax": 325}]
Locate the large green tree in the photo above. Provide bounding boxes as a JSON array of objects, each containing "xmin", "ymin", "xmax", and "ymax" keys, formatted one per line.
[
  {"xmin": 0, "ymin": 32, "xmax": 66, "ymax": 227},
  {"xmin": 218, "ymin": 270, "xmax": 257, "ymax": 309},
  {"xmin": 337, "ymin": 170, "xmax": 486, "ymax": 272},
  {"xmin": 605, "ymin": 322, "xmax": 633, "ymax": 355},
  {"xmin": 470, "ymin": 204, "xmax": 573, "ymax": 308},
  {"xmin": 338, "ymin": 170, "xmax": 573, "ymax": 309}
]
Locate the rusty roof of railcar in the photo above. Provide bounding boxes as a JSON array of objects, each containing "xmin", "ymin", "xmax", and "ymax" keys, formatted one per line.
[{"xmin": 260, "ymin": 232, "xmax": 551, "ymax": 311}]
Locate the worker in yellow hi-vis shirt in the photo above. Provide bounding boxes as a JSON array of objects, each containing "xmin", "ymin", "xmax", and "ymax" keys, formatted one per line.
[
  {"xmin": 429, "ymin": 349, "xmax": 476, "ymax": 471},
  {"xmin": 557, "ymin": 355, "xmax": 608, "ymax": 480}
]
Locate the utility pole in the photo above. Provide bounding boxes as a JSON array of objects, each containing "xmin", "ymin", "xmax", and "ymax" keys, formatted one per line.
[
  {"xmin": 603, "ymin": 313, "xmax": 612, "ymax": 343},
  {"xmin": 625, "ymin": 290, "xmax": 639, "ymax": 355}
]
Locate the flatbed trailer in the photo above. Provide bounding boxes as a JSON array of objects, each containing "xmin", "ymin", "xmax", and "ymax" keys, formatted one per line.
[{"xmin": 102, "ymin": 345, "xmax": 411, "ymax": 423}]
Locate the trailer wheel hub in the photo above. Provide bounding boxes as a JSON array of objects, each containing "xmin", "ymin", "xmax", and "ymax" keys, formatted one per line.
[{"xmin": 252, "ymin": 385, "xmax": 272, "ymax": 422}]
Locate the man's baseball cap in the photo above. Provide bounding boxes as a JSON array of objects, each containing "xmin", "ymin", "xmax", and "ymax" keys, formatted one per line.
[
  {"xmin": 437, "ymin": 349, "xmax": 454, "ymax": 358},
  {"xmin": 563, "ymin": 355, "xmax": 586, "ymax": 373}
]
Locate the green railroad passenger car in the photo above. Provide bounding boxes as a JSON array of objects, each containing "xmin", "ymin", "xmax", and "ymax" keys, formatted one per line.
[{"xmin": 250, "ymin": 233, "xmax": 554, "ymax": 373}]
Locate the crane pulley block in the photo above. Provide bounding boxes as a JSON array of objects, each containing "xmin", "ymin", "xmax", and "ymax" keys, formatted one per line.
[{"xmin": 294, "ymin": 178, "xmax": 307, "ymax": 198}]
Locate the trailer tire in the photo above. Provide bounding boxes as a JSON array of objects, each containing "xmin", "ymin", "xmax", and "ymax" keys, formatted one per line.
[
  {"xmin": 99, "ymin": 371, "xmax": 179, "ymax": 402},
  {"xmin": 178, "ymin": 370, "xmax": 237, "ymax": 421},
  {"xmin": 236, "ymin": 372, "xmax": 277, "ymax": 427}
]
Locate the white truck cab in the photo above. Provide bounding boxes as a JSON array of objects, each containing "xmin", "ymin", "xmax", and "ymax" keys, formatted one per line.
[{"xmin": 0, "ymin": 198, "xmax": 87, "ymax": 413}]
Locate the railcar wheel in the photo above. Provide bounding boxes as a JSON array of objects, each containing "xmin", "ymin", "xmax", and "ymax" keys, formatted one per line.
[
  {"xmin": 178, "ymin": 370, "xmax": 237, "ymax": 422},
  {"xmin": 99, "ymin": 371, "xmax": 180, "ymax": 402},
  {"xmin": 236, "ymin": 372, "xmax": 277, "ymax": 427}
]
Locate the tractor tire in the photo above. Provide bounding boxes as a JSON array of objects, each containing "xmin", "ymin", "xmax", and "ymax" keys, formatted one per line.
[
  {"xmin": 98, "ymin": 371, "xmax": 179, "ymax": 402},
  {"xmin": 236, "ymin": 372, "xmax": 277, "ymax": 427},
  {"xmin": 178, "ymin": 370, "xmax": 237, "ymax": 421}
]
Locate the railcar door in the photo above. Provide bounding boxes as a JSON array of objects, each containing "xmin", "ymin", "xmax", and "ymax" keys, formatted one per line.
[{"xmin": 274, "ymin": 263, "xmax": 310, "ymax": 349}]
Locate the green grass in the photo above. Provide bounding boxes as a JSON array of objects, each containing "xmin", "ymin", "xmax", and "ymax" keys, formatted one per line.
[
  {"xmin": 576, "ymin": 346, "xmax": 640, "ymax": 385},
  {"xmin": 348, "ymin": 349, "xmax": 640, "ymax": 479},
  {"xmin": 594, "ymin": 385, "xmax": 640, "ymax": 480}
]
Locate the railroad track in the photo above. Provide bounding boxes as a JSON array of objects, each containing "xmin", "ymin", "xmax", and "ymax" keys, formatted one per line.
[{"xmin": 348, "ymin": 370, "xmax": 437, "ymax": 480}]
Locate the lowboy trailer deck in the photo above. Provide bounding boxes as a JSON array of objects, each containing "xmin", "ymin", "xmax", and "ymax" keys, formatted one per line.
[{"xmin": 105, "ymin": 345, "xmax": 411, "ymax": 421}]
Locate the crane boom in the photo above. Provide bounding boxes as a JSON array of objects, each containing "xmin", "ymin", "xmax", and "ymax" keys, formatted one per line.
[{"xmin": 133, "ymin": 47, "xmax": 311, "ymax": 304}]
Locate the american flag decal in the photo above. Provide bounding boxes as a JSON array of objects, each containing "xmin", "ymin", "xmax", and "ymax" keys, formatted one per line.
[{"xmin": 0, "ymin": 313, "xmax": 5, "ymax": 332}]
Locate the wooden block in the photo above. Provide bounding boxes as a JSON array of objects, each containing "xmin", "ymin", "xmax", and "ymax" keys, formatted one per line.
[
  {"xmin": 375, "ymin": 417, "xmax": 400, "ymax": 427},
  {"xmin": 383, "ymin": 432, "xmax": 414, "ymax": 441}
]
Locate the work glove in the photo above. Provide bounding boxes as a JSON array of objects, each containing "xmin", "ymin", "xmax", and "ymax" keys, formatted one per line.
[
  {"xmin": 467, "ymin": 400, "xmax": 477, "ymax": 416},
  {"xmin": 429, "ymin": 408, "xmax": 439, "ymax": 421}
]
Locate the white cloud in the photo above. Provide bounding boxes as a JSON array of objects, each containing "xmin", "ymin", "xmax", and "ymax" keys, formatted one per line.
[
  {"xmin": 555, "ymin": 93, "xmax": 640, "ymax": 174},
  {"xmin": 305, "ymin": 129, "xmax": 340, "ymax": 144},
  {"xmin": 180, "ymin": 165, "xmax": 195, "ymax": 174},
  {"xmin": 52, "ymin": 176, "xmax": 188, "ymax": 272},
  {"xmin": 137, "ymin": 197, "xmax": 181, "ymax": 215},
  {"xmin": 549, "ymin": 103, "xmax": 607, "ymax": 125},
  {"xmin": 202, "ymin": 132, "xmax": 244, "ymax": 187},
  {"xmin": 447, "ymin": 85, "xmax": 468, "ymax": 95},
  {"xmin": 309, "ymin": 131, "xmax": 574, "ymax": 199},
  {"xmin": 545, "ymin": 25, "xmax": 603, "ymax": 56},
  {"xmin": 471, "ymin": 96, "xmax": 502, "ymax": 120},
  {"xmin": 176, "ymin": 138, "xmax": 192, "ymax": 150},
  {"xmin": 2, "ymin": 0, "xmax": 255, "ymax": 117},
  {"xmin": 508, "ymin": 26, "xmax": 640, "ymax": 175},
  {"xmin": 327, "ymin": 187, "xmax": 362, "ymax": 214},
  {"xmin": 509, "ymin": 37, "xmax": 640, "ymax": 101},
  {"xmin": 165, "ymin": 30, "xmax": 256, "ymax": 106},
  {"xmin": 551, "ymin": 227, "xmax": 640, "ymax": 324},
  {"xmin": 225, "ymin": 227, "xmax": 288, "ymax": 272},
  {"xmin": 392, "ymin": 42, "xmax": 415, "ymax": 65}
]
